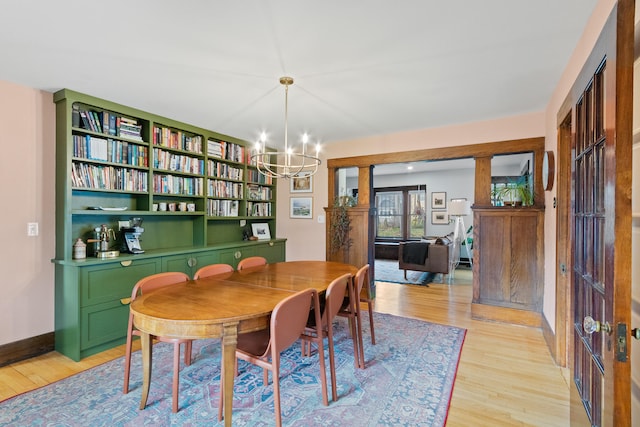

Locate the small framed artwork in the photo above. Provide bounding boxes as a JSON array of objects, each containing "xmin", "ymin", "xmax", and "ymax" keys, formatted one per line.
[
  {"xmin": 290, "ymin": 172, "xmax": 313, "ymax": 193},
  {"xmin": 251, "ymin": 223, "xmax": 271, "ymax": 240},
  {"xmin": 431, "ymin": 211, "xmax": 449, "ymax": 225},
  {"xmin": 290, "ymin": 197, "xmax": 313, "ymax": 219},
  {"xmin": 431, "ymin": 192, "xmax": 447, "ymax": 209}
]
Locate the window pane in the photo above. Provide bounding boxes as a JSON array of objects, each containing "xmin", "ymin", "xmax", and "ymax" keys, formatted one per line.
[
  {"xmin": 376, "ymin": 191, "xmax": 402, "ymax": 238},
  {"xmin": 408, "ymin": 190, "xmax": 426, "ymax": 238}
]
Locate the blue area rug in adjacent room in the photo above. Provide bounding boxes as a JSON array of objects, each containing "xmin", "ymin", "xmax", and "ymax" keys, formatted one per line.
[
  {"xmin": 0, "ymin": 312, "xmax": 465, "ymax": 427},
  {"xmin": 375, "ymin": 259, "xmax": 437, "ymax": 285}
]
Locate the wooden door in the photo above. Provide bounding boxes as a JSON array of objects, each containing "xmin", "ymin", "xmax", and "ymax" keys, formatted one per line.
[{"xmin": 569, "ymin": 2, "xmax": 633, "ymax": 425}]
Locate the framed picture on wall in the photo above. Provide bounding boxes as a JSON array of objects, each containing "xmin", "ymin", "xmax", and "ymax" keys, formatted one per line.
[
  {"xmin": 431, "ymin": 192, "xmax": 446, "ymax": 209},
  {"xmin": 290, "ymin": 172, "xmax": 313, "ymax": 193},
  {"xmin": 290, "ymin": 197, "xmax": 313, "ymax": 219},
  {"xmin": 431, "ymin": 211, "xmax": 449, "ymax": 225}
]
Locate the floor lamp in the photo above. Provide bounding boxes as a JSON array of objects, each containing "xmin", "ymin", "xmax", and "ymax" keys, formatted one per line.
[{"xmin": 448, "ymin": 199, "xmax": 472, "ymax": 284}]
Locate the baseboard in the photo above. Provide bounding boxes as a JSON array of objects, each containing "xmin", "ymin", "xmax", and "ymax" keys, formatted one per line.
[
  {"xmin": 0, "ymin": 332, "xmax": 54, "ymax": 367},
  {"xmin": 541, "ymin": 313, "xmax": 557, "ymax": 363},
  {"xmin": 471, "ymin": 303, "xmax": 541, "ymax": 327}
]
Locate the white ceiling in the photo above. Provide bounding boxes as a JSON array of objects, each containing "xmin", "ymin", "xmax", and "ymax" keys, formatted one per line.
[{"xmin": 0, "ymin": 1, "xmax": 597, "ymax": 152}]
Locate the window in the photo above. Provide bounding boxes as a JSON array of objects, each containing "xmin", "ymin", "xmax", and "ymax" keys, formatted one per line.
[{"xmin": 375, "ymin": 185, "xmax": 426, "ymax": 240}]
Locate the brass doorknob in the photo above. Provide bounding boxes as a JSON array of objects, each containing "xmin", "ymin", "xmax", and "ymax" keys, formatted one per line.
[{"xmin": 583, "ymin": 316, "xmax": 612, "ymax": 335}]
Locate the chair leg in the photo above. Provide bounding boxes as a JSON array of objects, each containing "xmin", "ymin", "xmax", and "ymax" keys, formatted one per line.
[
  {"xmin": 272, "ymin": 353, "xmax": 282, "ymax": 427},
  {"xmin": 184, "ymin": 340, "xmax": 193, "ymax": 366},
  {"xmin": 172, "ymin": 343, "xmax": 181, "ymax": 413},
  {"xmin": 327, "ymin": 328, "xmax": 338, "ymax": 402},
  {"xmin": 123, "ymin": 331, "xmax": 133, "ymax": 394},
  {"xmin": 353, "ymin": 300, "xmax": 365, "ymax": 369},
  {"xmin": 365, "ymin": 300, "xmax": 376, "ymax": 345}
]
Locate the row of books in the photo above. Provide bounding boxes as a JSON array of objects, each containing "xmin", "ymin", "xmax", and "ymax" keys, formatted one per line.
[
  {"xmin": 207, "ymin": 139, "xmax": 245, "ymax": 163},
  {"xmin": 246, "ymin": 184, "xmax": 272, "ymax": 201},
  {"xmin": 73, "ymin": 105, "xmax": 143, "ymax": 141},
  {"xmin": 207, "ymin": 179, "xmax": 243, "ymax": 199},
  {"xmin": 207, "ymin": 199, "xmax": 239, "ymax": 217},
  {"xmin": 208, "ymin": 160, "xmax": 243, "ymax": 181},
  {"xmin": 246, "ymin": 201, "xmax": 272, "ymax": 217},
  {"xmin": 71, "ymin": 161, "xmax": 148, "ymax": 192},
  {"xmin": 153, "ymin": 175, "xmax": 204, "ymax": 196},
  {"xmin": 73, "ymin": 135, "xmax": 148, "ymax": 167},
  {"xmin": 153, "ymin": 148, "xmax": 205, "ymax": 175},
  {"xmin": 247, "ymin": 168, "xmax": 273, "ymax": 185},
  {"xmin": 153, "ymin": 126, "xmax": 203, "ymax": 154}
]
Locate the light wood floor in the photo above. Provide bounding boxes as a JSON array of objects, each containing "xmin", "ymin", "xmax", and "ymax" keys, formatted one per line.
[{"xmin": 0, "ymin": 267, "xmax": 569, "ymax": 426}]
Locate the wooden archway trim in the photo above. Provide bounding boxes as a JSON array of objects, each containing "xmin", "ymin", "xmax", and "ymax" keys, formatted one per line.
[{"xmin": 327, "ymin": 136, "xmax": 545, "ymax": 209}]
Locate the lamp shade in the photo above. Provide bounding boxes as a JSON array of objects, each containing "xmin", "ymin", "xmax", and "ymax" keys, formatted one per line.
[{"xmin": 449, "ymin": 199, "xmax": 471, "ymax": 216}]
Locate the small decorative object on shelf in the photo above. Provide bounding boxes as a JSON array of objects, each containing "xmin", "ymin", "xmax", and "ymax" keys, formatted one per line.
[{"xmin": 251, "ymin": 223, "xmax": 271, "ymax": 240}]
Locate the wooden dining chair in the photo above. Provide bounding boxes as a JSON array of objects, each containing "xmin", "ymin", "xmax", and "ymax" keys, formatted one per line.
[
  {"xmin": 123, "ymin": 271, "xmax": 193, "ymax": 413},
  {"xmin": 219, "ymin": 287, "xmax": 328, "ymax": 427},
  {"xmin": 236, "ymin": 256, "xmax": 267, "ymax": 270},
  {"xmin": 337, "ymin": 264, "xmax": 369, "ymax": 368},
  {"xmin": 358, "ymin": 264, "xmax": 376, "ymax": 345},
  {"xmin": 301, "ymin": 273, "xmax": 354, "ymax": 402},
  {"xmin": 193, "ymin": 263, "xmax": 234, "ymax": 279}
]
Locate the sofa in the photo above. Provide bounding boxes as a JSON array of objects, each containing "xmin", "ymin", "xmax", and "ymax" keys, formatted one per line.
[{"xmin": 398, "ymin": 236, "xmax": 453, "ymax": 283}]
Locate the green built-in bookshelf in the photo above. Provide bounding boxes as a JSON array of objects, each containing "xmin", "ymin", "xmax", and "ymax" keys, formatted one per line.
[{"xmin": 52, "ymin": 89, "xmax": 284, "ymax": 361}]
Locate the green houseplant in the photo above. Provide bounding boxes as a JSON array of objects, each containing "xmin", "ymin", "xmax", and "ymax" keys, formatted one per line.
[
  {"xmin": 493, "ymin": 179, "xmax": 534, "ymax": 207},
  {"xmin": 329, "ymin": 195, "xmax": 356, "ymax": 254}
]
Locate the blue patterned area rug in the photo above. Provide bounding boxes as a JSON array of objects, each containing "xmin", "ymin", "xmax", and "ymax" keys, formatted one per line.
[
  {"xmin": 0, "ymin": 313, "xmax": 465, "ymax": 427},
  {"xmin": 375, "ymin": 259, "xmax": 437, "ymax": 285}
]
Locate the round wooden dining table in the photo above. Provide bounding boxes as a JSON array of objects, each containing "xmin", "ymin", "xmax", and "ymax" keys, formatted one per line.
[{"xmin": 130, "ymin": 260, "xmax": 358, "ymax": 426}]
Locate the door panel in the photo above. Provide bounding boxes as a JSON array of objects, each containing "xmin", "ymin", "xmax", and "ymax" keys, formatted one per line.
[{"xmin": 568, "ymin": 2, "xmax": 634, "ymax": 426}]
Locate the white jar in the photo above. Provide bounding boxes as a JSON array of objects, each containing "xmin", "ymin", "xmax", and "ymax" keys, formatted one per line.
[{"xmin": 73, "ymin": 238, "xmax": 87, "ymax": 259}]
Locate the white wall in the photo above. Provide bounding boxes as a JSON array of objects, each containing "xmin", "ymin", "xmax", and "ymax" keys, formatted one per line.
[{"xmin": 0, "ymin": 80, "xmax": 55, "ymax": 345}]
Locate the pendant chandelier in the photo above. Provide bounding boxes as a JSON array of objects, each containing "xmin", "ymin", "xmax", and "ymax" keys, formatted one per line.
[{"xmin": 251, "ymin": 76, "xmax": 321, "ymax": 179}]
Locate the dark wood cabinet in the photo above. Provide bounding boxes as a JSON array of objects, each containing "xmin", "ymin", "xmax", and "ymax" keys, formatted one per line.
[{"xmin": 471, "ymin": 207, "xmax": 544, "ymax": 326}]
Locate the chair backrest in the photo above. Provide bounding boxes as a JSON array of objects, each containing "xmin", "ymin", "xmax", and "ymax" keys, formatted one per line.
[
  {"xmin": 193, "ymin": 263, "xmax": 234, "ymax": 280},
  {"xmin": 355, "ymin": 264, "xmax": 371, "ymax": 299},
  {"xmin": 270, "ymin": 288, "xmax": 318, "ymax": 353},
  {"xmin": 237, "ymin": 256, "xmax": 267, "ymax": 270},
  {"xmin": 322, "ymin": 273, "xmax": 352, "ymax": 328},
  {"xmin": 130, "ymin": 271, "xmax": 191, "ymax": 301}
]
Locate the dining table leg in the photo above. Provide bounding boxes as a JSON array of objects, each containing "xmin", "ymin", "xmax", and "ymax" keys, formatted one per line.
[
  {"xmin": 221, "ymin": 322, "xmax": 239, "ymax": 427},
  {"xmin": 138, "ymin": 331, "xmax": 152, "ymax": 410}
]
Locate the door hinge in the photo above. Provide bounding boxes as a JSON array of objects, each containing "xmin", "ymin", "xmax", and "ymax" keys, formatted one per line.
[{"xmin": 616, "ymin": 323, "xmax": 628, "ymax": 362}]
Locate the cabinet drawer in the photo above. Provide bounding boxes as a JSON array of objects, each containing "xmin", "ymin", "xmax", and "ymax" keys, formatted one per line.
[
  {"xmin": 81, "ymin": 299, "xmax": 130, "ymax": 349},
  {"xmin": 81, "ymin": 259, "xmax": 160, "ymax": 307}
]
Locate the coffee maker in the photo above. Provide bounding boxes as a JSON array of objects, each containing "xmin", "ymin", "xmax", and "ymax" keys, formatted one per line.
[{"xmin": 121, "ymin": 217, "xmax": 145, "ymax": 254}]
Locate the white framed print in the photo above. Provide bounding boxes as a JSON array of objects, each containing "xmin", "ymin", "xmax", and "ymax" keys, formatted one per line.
[
  {"xmin": 431, "ymin": 191, "xmax": 447, "ymax": 209},
  {"xmin": 290, "ymin": 197, "xmax": 313, "ymax": 219},
  {"xmin": 251, "ymin": 223, "xmax": 271, "ymax": 240},
  {"xmin": 290, "ymin": 172, "xmax": 313, "ymax": 193},
  {"xmin": 431, "ymin": 211, "xmax": 448, "ymax": 225}
]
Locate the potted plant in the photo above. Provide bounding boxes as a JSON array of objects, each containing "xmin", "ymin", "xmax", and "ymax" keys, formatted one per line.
[
  {"xmin": 493, "ymin": 179, "xmax": 533, "ymax": 207},
  {"xmin": 329, "ymin": 195, "xmax": 356, "ymax": 255}
]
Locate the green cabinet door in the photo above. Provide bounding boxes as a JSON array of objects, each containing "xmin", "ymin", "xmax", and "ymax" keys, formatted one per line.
[{"xmin": 255, "ymin": 241, "xmax": 286, "ymax": 263}]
